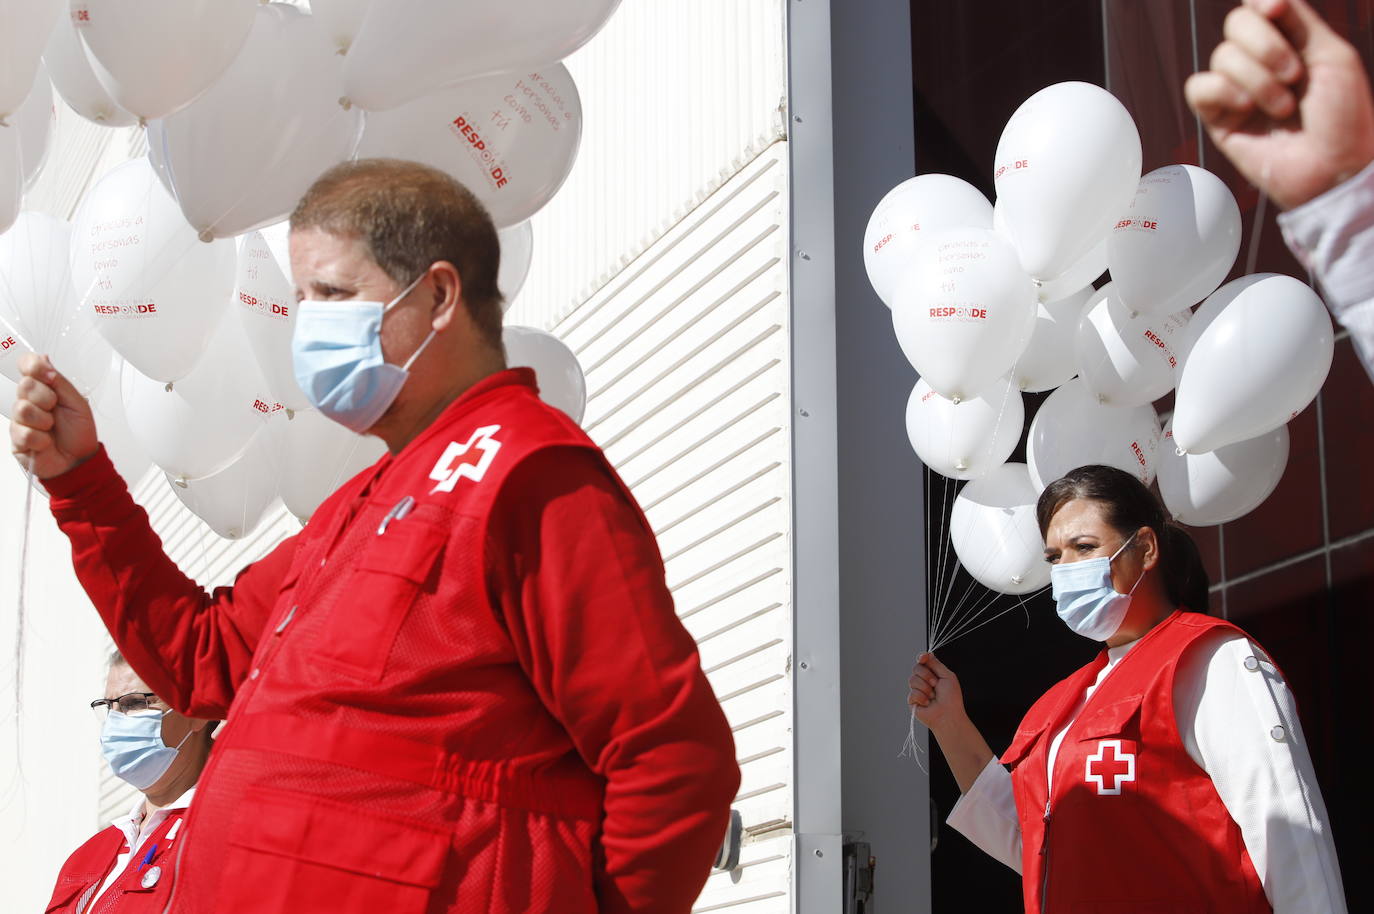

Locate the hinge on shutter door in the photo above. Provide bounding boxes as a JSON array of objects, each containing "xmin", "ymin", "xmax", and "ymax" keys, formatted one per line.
[
  {"xmin": 712, "ymin": 808, "xmax": 743, "ymax": 872},
  {"xmin": 843, "ymin": 840, "xmax": 875, "ymax": 913}
]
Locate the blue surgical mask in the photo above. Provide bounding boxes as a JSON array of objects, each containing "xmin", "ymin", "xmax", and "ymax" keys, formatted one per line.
[
  {"xmin": 101, "ymin": 709, "xmax": 193, "ymax": 790},
  {"xmin": 1050, "ymin": 532, "xmax": 1143, "ymax": 641},
  {"xmin": 291, "ymin": 273, "xmax": 433, "ymax": 433}
]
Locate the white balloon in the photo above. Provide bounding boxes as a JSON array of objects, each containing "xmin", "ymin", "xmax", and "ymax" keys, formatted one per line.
[
  {"xmin": 950, "ymin": 462, "xmax": 1052, "ymax": 595},
  {"xmin": 503, "ymin": 325, "xmax": 586, "ymax": 423},
  {"xmin": 1108, "ymin": 165, "xmax": 1240, "ymax": 316},
  {"xmin": 268, "ymin": 406, "xmax": 386, "ymax": 522},
  {"xmin": 146, "ymin": 5, "xmax": 362, "ymax": 240},
  {"xmin": 0, "ymin": 126, "xmax": 19, "ymax": 235},
  {"xmin": 1034, "ymin": 237, "xmax": 1106, "ymax": 303},
  {"xmin": 1172, "ymin": 274, "xmax": 1333, "ymax": 454},
  {"xmin": 498, "ymin": 221, "xmax": 533, "ymax": 310},
  {"xmin": 864, "ymin": 175, "xmax": 993, "ymax": 307},
  {"xmin": 236, "ymin": 224, "xmax": 309, "ymax": 412},
  {"xmin": 1026, "ymin": 378, "xmax": 1161, "ymax": 491},
  {"xmin": 905, "ymin": 376, "xmax": 1022, "ymax": 480},
  {"xmin": 1014, "ymin": 285, "xmax": 1092, "ymax": 393},
  {"xmin": 1158, "ymin": 419, "xmax": 1288, "ymax": 526},
  {"xmin": 356, "ymin": 66, "xmax": 582, "ymax": 229},
  {"xmin": 167, "ymin": 426, "xmax": 279, "ymax": 539},
  {"xmin": 994, "ymin": 82, "xmax": 1142, "ymax": 280},
  {"xmin": 0, "ymin": 212, "xmax": 111, "ymax": 394},
  {"xmin": 310, "ymin": 0, "xmax": 372, "ymax": 54},
  {"xmin": 90, "ymin": 357, "xmax": 150, "ymax": 485},
  {"xmin": 72, "ymin": 158, "xmax": 235, "ymax": 382},
  {"xmin": 42, "ymin": 6, "xmax": 136, "ymax": 126},
  {"xmin": 120, "ymin": 310, "xmax": 273, "ymax": 481},
  {"xmin": 72, "ymin": 0, "xmax": 258, "ymax": 121},
  {"xmin": 342, "ymin": 0, "xmax": 620, "ymax": 112},
  {"xmin": 16, "ymin": 64, "xmax": 54, "ymax": 190},
  {"xmin": 891, "ymin": 228, "xmax": 1036, "ymax": 401},
  {"xmin": 1074, "ymin": 283, "xmax": 1190, "ymax": 407},
  {"xmin": 0, "ymin": 0, "xmax": 60, "ymax": 121}
]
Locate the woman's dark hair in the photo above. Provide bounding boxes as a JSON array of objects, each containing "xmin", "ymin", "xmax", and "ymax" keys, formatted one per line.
[{"xmin": 1036, "ymin": 464, "xmax": 1211, "ymax": 614}]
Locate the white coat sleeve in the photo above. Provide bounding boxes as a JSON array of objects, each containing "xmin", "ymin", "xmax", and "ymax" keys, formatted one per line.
[
  {"xmin": 1175, "ymin": 632, "xmax": 1348, "ymax": 914},
  {"xmin": 944, "ymin": 757, "xmax": 1023, "ymax": 874},
  {"xmin": 1278, "ymin": 159, "xmax": 1374, "ymax": 384}
]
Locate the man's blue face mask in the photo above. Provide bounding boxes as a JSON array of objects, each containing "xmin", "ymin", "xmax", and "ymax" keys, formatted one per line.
[
  {"xmin": 101, "ymin": 709, "xmax": 193, "ymax": 790},
  {"xmin": 291, "ymin": 272, "xmax": 433, "ymax": 434}
]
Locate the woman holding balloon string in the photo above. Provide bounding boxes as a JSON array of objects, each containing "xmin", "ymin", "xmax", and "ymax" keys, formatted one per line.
[{"xmin": 908, "ymin": 465, "xmax": 1345, "ymax": 913}]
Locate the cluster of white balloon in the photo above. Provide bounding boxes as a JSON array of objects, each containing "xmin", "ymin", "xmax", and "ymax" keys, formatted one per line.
[
  {"xmin": 0, "ymin": 0, "xmax": 614, "ymax": 539},
  {"xmin": 867, "ymin": 82, "xmax": 1333, "ymax": 646}
]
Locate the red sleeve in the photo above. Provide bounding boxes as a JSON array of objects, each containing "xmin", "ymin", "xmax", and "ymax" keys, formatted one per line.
[
  {"xmin": 486, "ymin": 447, "xmax": 740, "ymax": 914},
  {"xmin": 43, "ymin": 446, "xmax": 297, "ymax": 719}
]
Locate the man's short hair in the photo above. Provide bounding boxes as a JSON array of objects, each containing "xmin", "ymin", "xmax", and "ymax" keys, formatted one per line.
[{"xmin": 290, "ymin": 159, "xmax": 504, "ymax": 347}]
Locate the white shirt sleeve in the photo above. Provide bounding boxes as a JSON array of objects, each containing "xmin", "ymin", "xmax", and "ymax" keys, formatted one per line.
[
  {"xmin": 1278, "ymin": 159, "xmax": 1374, "ymax": 383},
  {"xmin": 944, "ymin": 757, "xmax": 1023, "ymax": 874},
  {"xmin": 1174, "ymin": 632, "xmax": 1348, "ymax": 914}
]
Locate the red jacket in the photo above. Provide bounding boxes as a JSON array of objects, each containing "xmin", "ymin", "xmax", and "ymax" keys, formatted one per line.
[
  {"xmin": 45, "ymin": 369, "xmax": 740, "ymax": 914},
  {"xmin": 1002, "ymin": 611, "xmax": 1270, "ymax": 913},
  {"xmin": 46, "ymin": 808, "xmax": 189, "ymax": 914}
]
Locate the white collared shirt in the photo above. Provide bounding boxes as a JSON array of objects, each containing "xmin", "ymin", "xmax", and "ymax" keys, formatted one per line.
[
  {"xmin": 90, "ymin": 787, "xmax": 195, "ymax": 906},
  {"xmin": 944, "ymin": 632, "xmax": 1346, "ymax": 913}
]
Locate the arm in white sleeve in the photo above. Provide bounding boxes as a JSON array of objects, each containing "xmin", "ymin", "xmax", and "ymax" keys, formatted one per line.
[
  {"xmin": 943, "ymin": 757, "xmax": 1023, "ymax": 874},
  {"xmin": 1278, "ymin": 159, "xmax": 1374, "ymax": 383},
  {"xmin": 1175, "ymin": 632, "xmax": 1347, "ymax": 914}
]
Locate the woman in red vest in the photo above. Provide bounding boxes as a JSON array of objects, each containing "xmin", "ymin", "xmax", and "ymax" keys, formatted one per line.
[{"xmin": 909, "ymin": 464, "xmax": 1346, "ymax": 913}]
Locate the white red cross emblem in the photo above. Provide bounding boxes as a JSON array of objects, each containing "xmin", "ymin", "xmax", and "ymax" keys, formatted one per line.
[
  {"xmin": 1085, "ymin": 739, "xmax": 1135, "ymax": 795},
  {"xmin": 429, "ymin": 425, "xmax": 502, "ymax": 493}
]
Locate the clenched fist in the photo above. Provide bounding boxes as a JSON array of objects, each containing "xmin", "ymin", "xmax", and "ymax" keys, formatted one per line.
[{"xmin": 9, "ymin": 353, "xmax": 100, "ymax": 479}]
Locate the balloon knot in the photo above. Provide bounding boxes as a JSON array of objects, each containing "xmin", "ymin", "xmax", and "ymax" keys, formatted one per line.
[
  {"xmin": 285, "ymin": 408, "xmax": 296, "ymax": 420},
  {"xmin": 164, "ymin": 381, "xmax": 174, "ymax": 393},
  {"xmin": 0, "ymin": 116, "xmax": 10, "ymax": 129},
  {"xmin": 1011, "ymin": 574, "xmax": 1024, "ymax": 584},
  {"xmin": 197, "ymin": 228, "xmax": 214, "ymax": 244},
  {"xmin": 138, "ymin": 116, "xmax": 147, "ymax": 128},
  {"xmin": 950, "ymin": 396, "xmax": 962, "ymax": 405},
  {"xmin": 954, "ymin": 459, "xmax": 969, "ymax": 470},
  {"xmin": 1176, "ymin": 446, "xmax": 1187, "ymax": 457},
  {"xmin": 173, "ymin": 476, "xmax": 189, "ymax": 489},
  {"xmin": 339, "ymin": 96, "xmax": 353, "ymax": 111}
]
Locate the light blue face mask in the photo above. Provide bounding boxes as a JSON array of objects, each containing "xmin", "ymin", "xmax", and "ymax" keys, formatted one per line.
[
  {"xmin": 101, "ymin": 709, "xmax": 193, "ymax": 791},
  {"xmin": 291, "ymin": 272, "xmax": 434, "ymax": 433},
  {"xmin": 1050, "ymin": 531, "xmax": 1143, "ymax": 642}
]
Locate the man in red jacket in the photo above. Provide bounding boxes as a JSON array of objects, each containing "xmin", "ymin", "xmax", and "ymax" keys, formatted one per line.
[
  {"xmin": 47, "ymin": 652, "xmax": 214, "ymax": 913},
  {"xmin": 12, "ymin": 159, "xmax": 740, "ymax": 913}
]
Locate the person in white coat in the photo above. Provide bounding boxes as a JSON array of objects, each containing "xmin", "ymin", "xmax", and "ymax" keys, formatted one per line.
[{"xmin": 1186, "ymin": 0, "xmax": 1374, "ymax": 382}]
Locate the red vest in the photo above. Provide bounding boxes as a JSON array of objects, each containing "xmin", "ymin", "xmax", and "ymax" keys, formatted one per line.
[
  {"xmin": 1002, "ymin": 611, "xmax": 1271, "ymax": 914},
  {"xmin": 172, "ymin": 377, "xmax": 629, "ymax": 913},
  {"xmin": 46, "ymin": 810, "xmax": 188, "ymax": 914}
]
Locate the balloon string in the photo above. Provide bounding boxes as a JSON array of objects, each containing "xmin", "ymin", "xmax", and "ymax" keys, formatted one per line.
[{"xmin": 1244, "ymin": 159, "xmax": 1273, "ymax": 277}]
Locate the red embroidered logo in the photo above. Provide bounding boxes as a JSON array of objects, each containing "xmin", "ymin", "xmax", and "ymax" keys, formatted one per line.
[
  {"xmin": 1085, "ymin": 739, "xmax": 1135, "ymax": 795},
  {"xmin": 429, "ymin": 425, "xmax": 502, "ymax": 493}
]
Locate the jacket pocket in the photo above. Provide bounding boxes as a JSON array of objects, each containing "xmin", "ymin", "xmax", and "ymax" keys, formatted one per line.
[
  {"xmin": 218, "ymin": 786, "xmax": 450, "ymax": 914},
  {"xmin": 315, "ymin": 516, "xmax": 448, "ymax": 681},
  {"xmin": 1075, "ymin": 693, "xmax": 1143, "ymax": 741},
  {"xmin": 1001, "ymin": 726, "xmax": 1046, "ymax": 770},
  {"xmin": 44, "ymin": 877, "xmax": 92, "ymax": 914}
]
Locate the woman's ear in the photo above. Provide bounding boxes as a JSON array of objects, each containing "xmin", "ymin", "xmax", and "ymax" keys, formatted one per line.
[{"xmin": 1138, "ymin": 526, "xmax": 1160, "ymax": 572}]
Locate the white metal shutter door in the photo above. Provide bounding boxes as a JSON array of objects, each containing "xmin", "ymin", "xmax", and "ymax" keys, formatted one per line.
[{"xmin": 554, "ymin": 143, "xmax": 793, "ymax": 912}]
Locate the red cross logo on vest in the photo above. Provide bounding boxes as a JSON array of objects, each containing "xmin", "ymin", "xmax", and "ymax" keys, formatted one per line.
[
  {"xmin": 1085, "ymin": 739, "xmax": 1135, "ymax": 795},
  {"xmin": 429, "ymin": 425, "xmax": 503, "ymax": 493}
]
